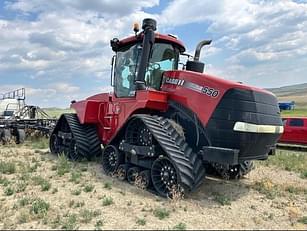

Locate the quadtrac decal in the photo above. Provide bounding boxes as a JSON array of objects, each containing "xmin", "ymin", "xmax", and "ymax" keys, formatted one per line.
[{"xmin": 163, "ymin": 77, "xmax": 220, "ymax": 98}]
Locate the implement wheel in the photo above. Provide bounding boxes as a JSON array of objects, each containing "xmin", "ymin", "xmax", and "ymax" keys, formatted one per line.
[
  {"xmin": 1, "ymin": 129, "xmax": 11, "ymax": 145},
  {"xmin": 15, "ymin": 129, "xmax": 26, "ymax": 144}
]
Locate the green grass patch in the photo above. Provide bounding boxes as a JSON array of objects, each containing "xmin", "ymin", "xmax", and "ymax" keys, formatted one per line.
[
  {"xmin": 213, "ymin": 193, "xmax": 232, "ymax": 206},
  {"xmin": 153, "ymin": 207, "xmax": 170, "ymax": 220},
  {"xmin": 16, "ymin": 181, "xmax": 28, "ymax": 193},
  {"xmin": 252, "ymin": 179, "xmax": 280, "ymax": 199},
  {"xmin": 102, "ymin": 196, "xmax": 113, "ymax": 206},
  {"xmin": 18, "ymin": 210, "xmax": 30, "ymax": 224},
  {"xmin": 30, "ymin": 198, "xmax": 50, "ymax": 217},
  {"xmin": 300, "ymin": 170, "xmax": 307, "ymax": 179},
  {"xmin": 57, "ymin": 154, "xmax": 71, "ymax": 176},
  {"xmin": 61, "ymin": 213, "xmax": 78, "ymax": 230},
  {"xmin": 30, "ymin": 137, "xmax": 49, "ymax": 149},
  {"xmin": 43, "ymin": 108, "xmax": 74, "ymax": 119},
  {"xmin": 0, "ymin": 161, "xmax": 16, "ymax": 174},
  {"xmin": 70, "ymin": 171, "xmax": 82, "ymax": 184},
  {"xmin": 0, "ymin": 176, "xmax": 10, "ymax": 186},
  {"xmin": 281, "ymin": 108, "xmax": 307, "ymax": 117},
  {"xmin": 103, "ymin": 181, "xmax": 112, "ymax": 190},
  {"xmin": 136, "ymin": 217, "xmax": 146, "ymax": 226},
  {"xmin": 32, "ymin": 176, "xmax": 51, "ymax": 191},
  {"xmin": 83, "ymin": 184, "xmax": 94, "ymax": 193},
  {"xmin": 298, "ymin": 216, "xmax": 307, "ymax": 224},
  {"xmin": 71, "ymin": 189, "xmax": 81, "ymax": 196},
  {"xmin": 79, "ymin": 209, "xmax": 100, "ymax": 223},
  {"xmin": 262, "ymin": 150, "xmax": 307, "ymax": 178},
  {"xmin": 18, "ymin": 197, "xmax": 32, "ymax": 207},
  {"xmin": 95, "ymin": 220, "xmax": 104, "ymax": 229},
  {"xmin": 4, "ymin": 186, "xmax": 14, "ymax": 196},
  {"xmin": 173, "ymin": 222, "xmax": 187, "ymax": 230}
]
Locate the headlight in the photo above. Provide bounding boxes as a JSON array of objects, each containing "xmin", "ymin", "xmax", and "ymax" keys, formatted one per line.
[{"xmin": 233, "ymin": 122, "xmax": 284, "ymax": 134}]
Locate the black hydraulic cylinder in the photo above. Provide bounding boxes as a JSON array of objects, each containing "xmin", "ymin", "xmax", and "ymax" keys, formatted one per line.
[{"xmin": 135, "ymin": 18, "xmax": 157, "ymax": 90}]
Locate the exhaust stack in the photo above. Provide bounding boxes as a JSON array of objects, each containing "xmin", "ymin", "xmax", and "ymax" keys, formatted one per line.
[{"xmin": 186, "ymin": 40, "xmax": 212, "ymax": 73}]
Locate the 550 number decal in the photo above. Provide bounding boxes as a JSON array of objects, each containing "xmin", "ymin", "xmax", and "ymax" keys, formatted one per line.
[
  {"xmin": 202, "ymin": 86, "xmax": 219, "ymax": 98},
  {"xmin": 164, "ymin": 77, "xmax": 220, "ymax": 98}
]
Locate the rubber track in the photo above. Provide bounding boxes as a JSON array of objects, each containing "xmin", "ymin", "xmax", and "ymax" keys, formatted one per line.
[
  {"xmin": 63, "ymin": 113, "xmax": 101, "ymax": 159},
  {"xmin": 133, "ymin": 114, "xmax": 205, "ymax": 192}
]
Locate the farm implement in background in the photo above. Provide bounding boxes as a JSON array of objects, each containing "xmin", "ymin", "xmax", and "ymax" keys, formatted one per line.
[{"xmin": 0, "ymin": 88, "xmax": 57, "ymax": 144}]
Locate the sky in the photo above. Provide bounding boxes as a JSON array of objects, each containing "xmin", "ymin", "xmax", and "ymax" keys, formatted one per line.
[{"xmin": 0, "ymin": 0, "xmax": 307, "ymax": 108}]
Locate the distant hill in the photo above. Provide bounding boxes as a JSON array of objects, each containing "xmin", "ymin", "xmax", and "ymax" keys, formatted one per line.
[{"xmin": 267, "ymin": 83, "xmax": 307, "ymax": 108}]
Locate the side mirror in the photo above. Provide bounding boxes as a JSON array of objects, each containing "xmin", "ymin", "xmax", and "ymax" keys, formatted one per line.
[{"xmin": 110, "ymin": 55, "xmax": 116, "ymax": 86}]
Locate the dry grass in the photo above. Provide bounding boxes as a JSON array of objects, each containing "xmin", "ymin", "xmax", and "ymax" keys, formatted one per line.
[{"xmin": 0, "ymin": 143, "xmax": 306, "ymax": 229}]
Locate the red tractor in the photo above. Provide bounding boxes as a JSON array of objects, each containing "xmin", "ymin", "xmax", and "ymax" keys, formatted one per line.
[{"xmin": 50, "ymin": 19, "xmax": 283, "ymax": 197}]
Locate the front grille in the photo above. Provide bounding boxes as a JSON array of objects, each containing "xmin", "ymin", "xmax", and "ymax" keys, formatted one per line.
[{"xmin": 206, "ymin": 88, "xmax": 282, "ymax": 160}]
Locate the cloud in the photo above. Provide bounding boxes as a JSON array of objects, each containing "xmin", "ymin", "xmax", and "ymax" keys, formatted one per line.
[
  {"xmin": 160, "ymin": 0, "xmax": 307, "ymax": 87},
  {"xmin": 5, "ymin": 0, "xmax": 159, "ymax": 16},
  {"xmin": 1, "ymin": 0, "xmax": 307, "ymax": 109},
  {"xmin": 49, "ymin": 83, "xmax": 80, "ymax": 94}
]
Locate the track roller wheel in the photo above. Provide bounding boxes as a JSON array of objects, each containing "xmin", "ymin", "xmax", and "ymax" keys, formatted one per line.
[
  {"xmin": 151, "ymin": 156, "xmax": 180, "ymax": 198},
  {"xmin": 127, "ymin": 167, "xmax": 140, "ymax": 184},
  {"xmin": 68, "ymin": 139, "xmax": 83, "ymax": 161},
  {"xmin": 117, "ymin": 164, "xmax": 128, "ymax": 181},
  {"xmin": 102, "ymin": 145, "xmax": 122, "ymax": 175},
  {"xmin": 211, "ymin": 161, "xmax": 254, "ymax": 180},
  {"xmin": 139, "ymin": 170, "xmax": 151, "ymax": 189}
]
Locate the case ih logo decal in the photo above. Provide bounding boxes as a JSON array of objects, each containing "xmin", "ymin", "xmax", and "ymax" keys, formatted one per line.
[
  {"xmin": 164, "ymin": 77, "xmax": 219, "ymax": 98},
  {"xmin": 164, "ymin": 77, "xmax": 185, "ymax": 86}
]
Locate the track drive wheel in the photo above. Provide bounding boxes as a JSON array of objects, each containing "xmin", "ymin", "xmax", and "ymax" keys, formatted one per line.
[
  {"xmin": 125, "ymin": 119, "xmax": 153, "ymax": 146},
  {"xmin": 102, "ymin": 145, "xmax": 123, "ymax": 175},
  {"xmin": 151, "ymin": 156, "xmax": 181, "ymax": 198}
]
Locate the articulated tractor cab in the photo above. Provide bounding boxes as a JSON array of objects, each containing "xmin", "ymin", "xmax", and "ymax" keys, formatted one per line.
[{"xmin": 50, "ymin": 19, "xmax": 283, "ymax": 197}]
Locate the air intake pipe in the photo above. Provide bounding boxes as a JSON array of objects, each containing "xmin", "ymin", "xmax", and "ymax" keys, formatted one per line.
[
  {"xmin": 135, "ymin": 18, "xmax": 157, "ymax": 90},
  {"xmin": 186, "ymin": 40, "xmax": 212, "ymax": 73}
]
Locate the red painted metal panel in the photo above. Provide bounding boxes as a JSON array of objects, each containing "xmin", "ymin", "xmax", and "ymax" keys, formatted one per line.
[
  {"xmin": 161, "ymin": 70, "xmax": 273, "ymax": 126},
  {"xmin": 118, "ymin": 33, "xmax": 185, "ymax": 52},
  {"xmin": 71, "ymin": 100, "xmax": 101, "ymax": 124},
  {"xmin": 71, "ymin": 89, "xmax": 168, "ymax": 144}
]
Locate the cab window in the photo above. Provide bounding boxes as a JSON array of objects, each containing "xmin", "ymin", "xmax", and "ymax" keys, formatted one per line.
[
  {"xmin": 114, "ymin": 44, "xmax": 141, "ymax": 97},
  {"xmin": 145, "ymin": 43, "xmax": 179, "ymax": 90}
]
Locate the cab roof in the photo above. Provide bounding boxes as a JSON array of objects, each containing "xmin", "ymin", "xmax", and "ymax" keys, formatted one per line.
[{"xmin": 115, "ymin": 33, "xmax": 186, "ymax": 53}]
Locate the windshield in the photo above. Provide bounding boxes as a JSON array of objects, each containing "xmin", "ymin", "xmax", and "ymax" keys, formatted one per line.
[
  {"xmin": 145, "ymin": 43, "xmax": 179, "ymax": 90},
  {"xmin": 114, "ymin": 42, "xmax": 179, "ymax": 97}
]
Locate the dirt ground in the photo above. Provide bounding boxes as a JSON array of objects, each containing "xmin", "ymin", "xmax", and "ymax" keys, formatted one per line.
[{"xmin": 0, "ymin": 145, "xmax": 306, "ymax": 230}]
